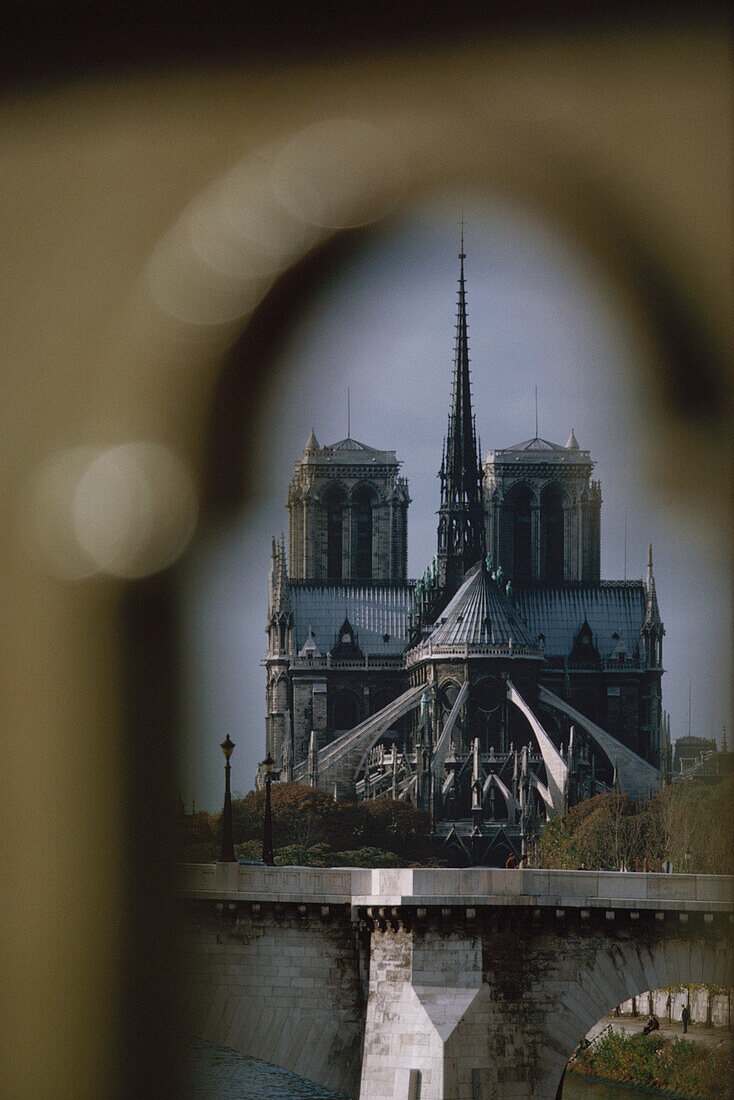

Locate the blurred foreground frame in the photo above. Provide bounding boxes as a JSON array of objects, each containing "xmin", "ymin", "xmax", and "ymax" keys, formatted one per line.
[{"xmin": 1, "ymin": 4, "xmax": 732, "ymax": 1098}]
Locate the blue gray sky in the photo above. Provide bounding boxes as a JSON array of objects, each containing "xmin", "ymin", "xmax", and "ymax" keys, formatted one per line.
[{"xmin": 177, "ymin": 191, "xmax": 731, "ymax": 811}]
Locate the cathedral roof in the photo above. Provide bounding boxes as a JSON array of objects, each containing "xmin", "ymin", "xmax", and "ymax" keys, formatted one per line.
[
  {"xmin": 486, "ymin": 434, "xmax": 592, "ymax": 466},
  {"xmin": 504, "ymin": 436, "xmax": 567, "ymax": 452},
  {"xmin": 421, "ymin": 563, "xmax": 539, "ymax": 650},
  {"xmin": 289, "ymin": 583, "xmax": 413, "ymax": 656},
  {"xmin": 513, "ymin": 582, "xmax": 647, "ymax": 661},
  {"xmin": 327, "ymin": 436, "xmax": 377, "ymax": 451},
  {"xmin": 298, "ymin": 435, "xmax": 399, "ymax": 466}
]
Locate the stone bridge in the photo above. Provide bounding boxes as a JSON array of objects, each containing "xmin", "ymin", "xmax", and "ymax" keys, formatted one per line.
[{"xmin": 179, "ymin": 865, "xmax": 733, "ymax": 1099}]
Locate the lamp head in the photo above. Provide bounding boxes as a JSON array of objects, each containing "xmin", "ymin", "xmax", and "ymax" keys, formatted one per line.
[
  {"xmin": 220, "ymin": 734, "xmax": 235, "ymax": 760},
  {"xmin": 263, "ymin": 753, "xmax": 274, "ymax": 775}
]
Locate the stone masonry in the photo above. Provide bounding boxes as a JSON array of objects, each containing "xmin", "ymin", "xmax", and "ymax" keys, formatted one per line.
[{"xmin": 179, "ymin": 865, "xmax": 734, "ymax": 1099}]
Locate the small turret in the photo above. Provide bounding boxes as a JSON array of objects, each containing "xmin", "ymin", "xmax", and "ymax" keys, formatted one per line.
[
  {"xmin": 267, "ymin": 534, "xmax": 293, "ymax": 657},
  {"xmin": 304, "ymin": 427, "xmax": 320, "ymax": 452},
  {"xmin": 641, "ymin": 543, "xmax": 664, "ymax": 667}
]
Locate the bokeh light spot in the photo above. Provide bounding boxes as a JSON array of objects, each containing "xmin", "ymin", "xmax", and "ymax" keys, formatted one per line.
[
  {"xmin": 272, "ymin": 119, "xmax": 407, "ymax": 229},
  {"xmin": 73, "ymin": 442, "xmax": 198, "ymax": 578}
]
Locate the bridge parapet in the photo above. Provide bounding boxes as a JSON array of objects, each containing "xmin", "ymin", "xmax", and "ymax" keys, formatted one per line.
[{"xmin": 180, "ymin": 863, "xmax": 733, "ymax": 912}]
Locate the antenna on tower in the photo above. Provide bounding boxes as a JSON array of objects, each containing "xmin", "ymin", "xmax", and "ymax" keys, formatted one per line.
[
  {"xmin": 347, "ymin": 386, "xmax": 351, "ymax": 438},
  {"xmin": 688, "ymin": 679, "xmax": 692, "ymax": 738},
  {"xmin": 623, "ymin": 516, "xmax": 627, "ymax": 580},
  {"xmin": 534, "ymin": 386, "xmax": 538, "ymax": 438}
]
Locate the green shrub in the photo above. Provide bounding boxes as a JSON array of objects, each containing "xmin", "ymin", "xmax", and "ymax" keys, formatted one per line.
[{"xmin": 570, "ymin": 1030, "xmax": 734, "ymax": 1098}]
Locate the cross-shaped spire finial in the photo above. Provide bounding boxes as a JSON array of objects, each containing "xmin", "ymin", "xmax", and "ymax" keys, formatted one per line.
[{"xmin": 459, "ymin": 210, "xmax": 466, "ymax": 260}]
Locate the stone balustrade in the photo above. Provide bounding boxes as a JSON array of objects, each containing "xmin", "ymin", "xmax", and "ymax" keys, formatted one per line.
[{"xmin": 180, "ymin": 863, "xmax": 733, "ymax": 912}]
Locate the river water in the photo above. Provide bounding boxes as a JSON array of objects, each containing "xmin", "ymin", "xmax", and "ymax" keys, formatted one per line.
[
  {"xmin": 185, "ymin": 1040, "xmax": 667, "ymax": 1098},
  {"xmin": 185, "ymin": 1040, "xmax": 347, "ymax": 1098}
]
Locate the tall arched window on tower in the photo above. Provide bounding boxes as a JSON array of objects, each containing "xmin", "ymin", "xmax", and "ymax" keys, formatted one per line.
[
  {"xmin": 541, "ymin": 483, "xmax": 565, "ymax": 584},
  {"xmin": 352, "ymin": 486, "xmax": 374, "ymax": 580},
  {"xmin": 506, "ymin": 483, "xmax": 533, "ymax": 584},
  {"xmin": 324, "ymin": 486, "xmax": 346, "ymax": 580}
]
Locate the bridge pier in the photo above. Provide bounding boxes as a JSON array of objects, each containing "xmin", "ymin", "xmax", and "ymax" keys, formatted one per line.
[{"xmin": 358, "ymin": 904, "xmax": 733, "ymax": 1099}]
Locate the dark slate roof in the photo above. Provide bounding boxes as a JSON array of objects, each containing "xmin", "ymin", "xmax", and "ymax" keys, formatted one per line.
[
  {"xmin": 513, "ymin": 583, "xmax": 646, "ymax": 660},
  {"xmin": 299, "ymin": 435, "xmax": 399, "ymax": 466},
  {"xmin": 504, "ymin": 436, "xmax": 566, "ymax": 452},
  {"xmin": 327, "ymin": 437, "xmax": 378, "ymax": 451},
  {"xmin": 289, "ymin": 583, "xmax": 413, "ymax": 656},
  {"xmin": 426, "ymin": 564, "xmax": 538, "ymax": 648},
  {"xmin": 486, "ymin": 434, "xmax": 592, "ymax": 466}
]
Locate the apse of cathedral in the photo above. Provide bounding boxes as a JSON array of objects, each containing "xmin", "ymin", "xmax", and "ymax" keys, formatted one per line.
[{"xmin": 263, "ymin": 245, "xmax": 666, "ymax": 866}]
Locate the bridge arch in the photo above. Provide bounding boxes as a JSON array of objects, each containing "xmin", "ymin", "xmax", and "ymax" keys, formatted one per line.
[
  {"xmin": 547, "ymin": 935, "xmax": 734, "ymax": 1099},
  {"xmin": 407, "ymin": 920, "xmax": 734, "ymax": 1100}
]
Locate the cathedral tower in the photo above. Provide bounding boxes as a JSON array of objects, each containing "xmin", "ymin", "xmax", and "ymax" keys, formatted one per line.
[
  {"xmin": 287, "ymin": 431, "xmax": 410, "ymax": 584},
  {"xmin": 483, "ymin": 429, "xmax": 601, "ymax": 586},
  {"xmin": 436, "ymin": 238, "xmax": 485, "ymax": 601}
]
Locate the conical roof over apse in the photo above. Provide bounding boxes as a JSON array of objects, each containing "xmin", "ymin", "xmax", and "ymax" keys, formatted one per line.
[{"xmin": 424, "ymin": 562, "xmax": 539, "ymax": 650}]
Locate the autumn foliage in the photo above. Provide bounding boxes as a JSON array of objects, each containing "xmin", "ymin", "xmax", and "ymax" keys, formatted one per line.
[
  {"xmin": 179, "ymin": 783, "xmax": 443, "ymax": 866},
  {"xmin": 537, "ymin": 777, "xmax": 734, "ymax": 874}
]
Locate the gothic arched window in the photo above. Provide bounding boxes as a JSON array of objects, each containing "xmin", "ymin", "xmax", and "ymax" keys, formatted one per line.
[
  {"xmin": 331, "ymin": 689, "xmax": 361, "ymax": 731},
  {"xmin": 324, "ymin": 486, "xmax": 346, "ymax": 580},
  {"xmin": 541, "ymin": 483, "xmax": 565, "ymax": 584},
  {"xmin": 506, "ymin": 483, "xmax": 533, "ymax": 584},
  {"xmin": 352, "ymin": 486, "xmax": 375, "ymax": 580}
]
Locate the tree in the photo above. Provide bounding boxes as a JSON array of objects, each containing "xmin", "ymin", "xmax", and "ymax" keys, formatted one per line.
[{"xmin": 537, "ymin": 779, "xmax": 734, "ymax": 875}]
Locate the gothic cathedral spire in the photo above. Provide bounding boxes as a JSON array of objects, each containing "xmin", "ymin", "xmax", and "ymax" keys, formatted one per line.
[{"xmin": 436, "ymin": 234, "xmax": 485, "ymax": 601}]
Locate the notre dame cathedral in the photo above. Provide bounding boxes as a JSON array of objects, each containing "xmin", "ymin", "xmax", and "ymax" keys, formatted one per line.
[{"xmin": 263, "ymin": 245, "xmax": 667, "ymax": 865}]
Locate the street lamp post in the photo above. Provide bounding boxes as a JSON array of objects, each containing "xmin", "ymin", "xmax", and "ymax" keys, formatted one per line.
[
  {"xmin": 219, "ymin": 735, "xmax": 236, "ymax": 863},
  {"xmin": 262, "ymin": 753, "xmax": 275, "ymax": 866}
]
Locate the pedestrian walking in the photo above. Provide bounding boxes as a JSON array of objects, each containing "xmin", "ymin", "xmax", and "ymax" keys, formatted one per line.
[{"xmin": 681, "ymin": 1005, "xmax": 691, "ymax": 1034}]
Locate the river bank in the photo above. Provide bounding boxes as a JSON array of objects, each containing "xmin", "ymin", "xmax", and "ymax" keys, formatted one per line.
[
  {"xmin": 567, "ymin": 1023, "xmax": 733, "ymax": 1099},
  {"xmin": 587, "ymin": 1015, "xmax": 734, "ymax": 1050},
  {"xmin": 563, "ymin": 1077, "xmax": 675, "ymax": 1098}
]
